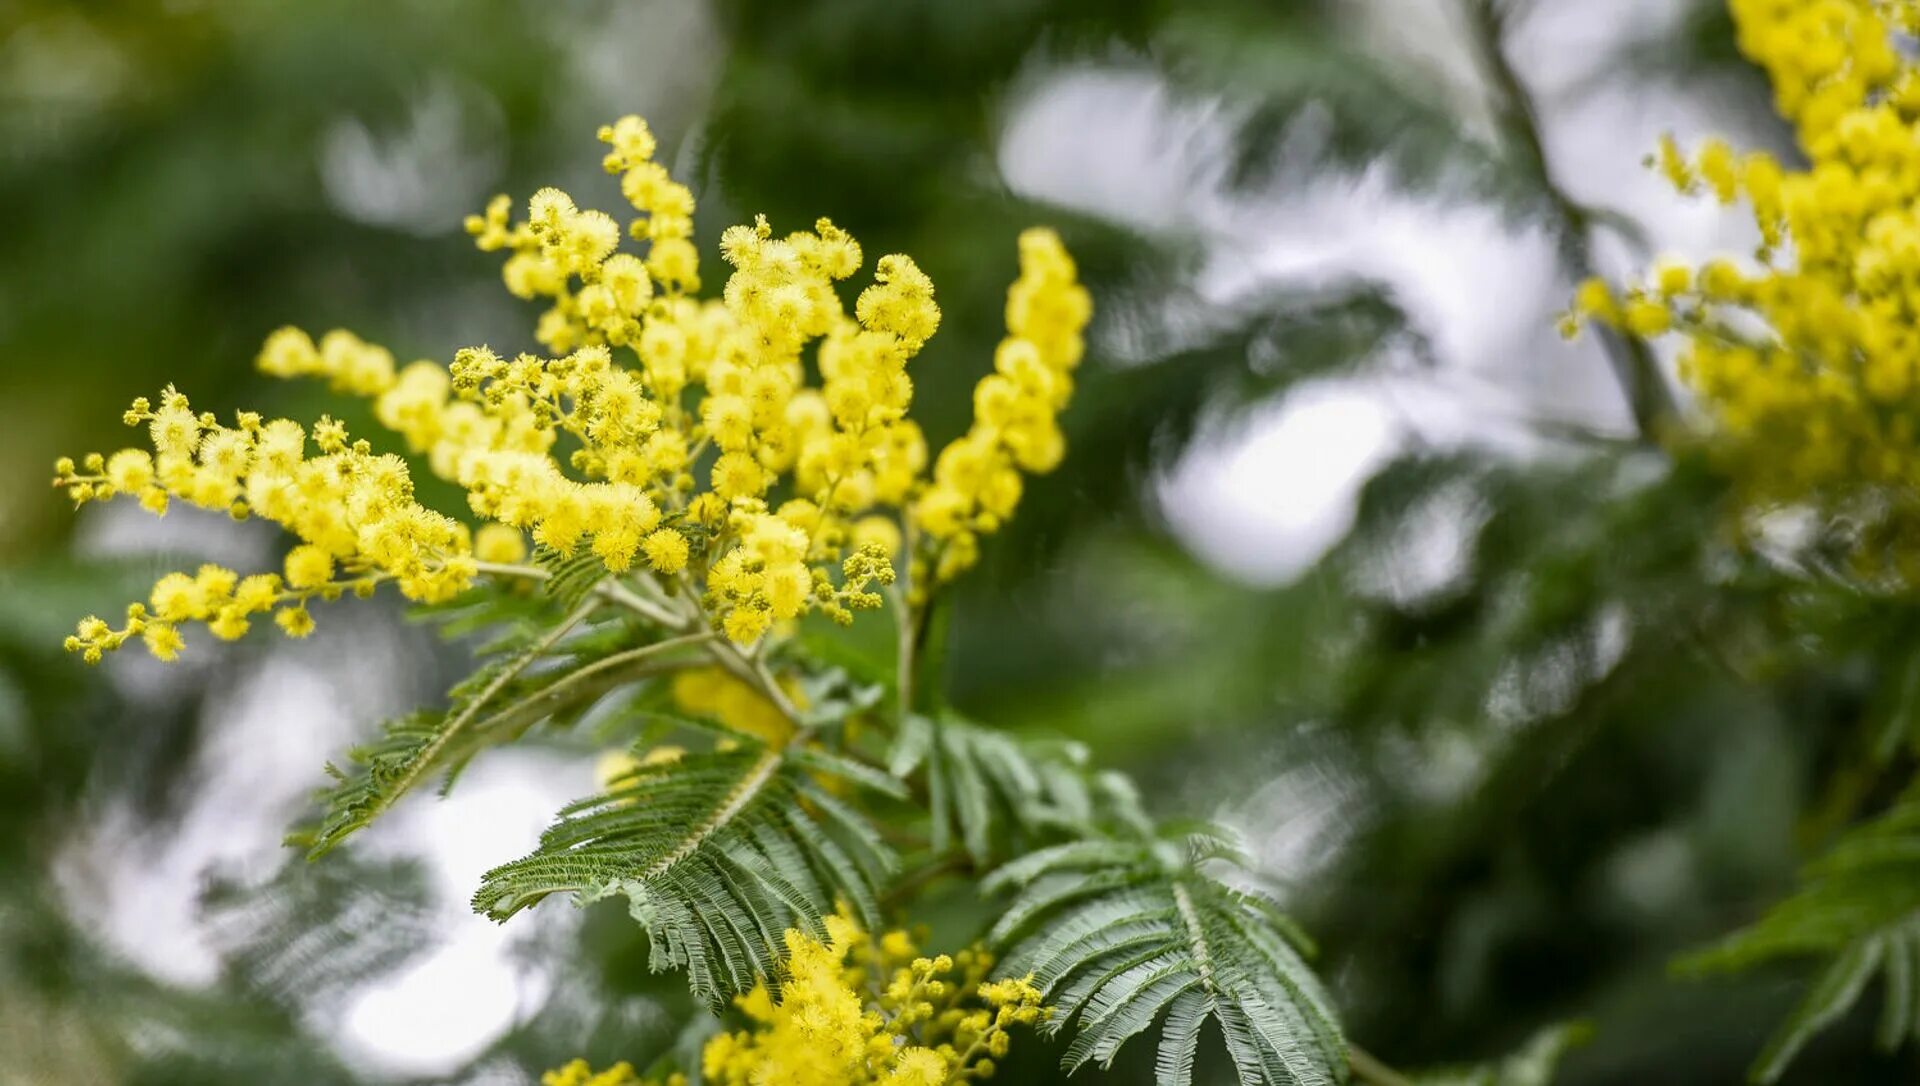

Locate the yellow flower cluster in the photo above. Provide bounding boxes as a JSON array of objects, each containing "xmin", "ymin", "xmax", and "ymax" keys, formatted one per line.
[
  {"xmin": 699, "ymin": 913, "xmax": 1047, "ymax": 1086},
  {"xmin": 1572, "ymin": 0, "xmax": 1920, "ymax": 524},
  {"xmin": 53, "ymin": 115, "xmax": 1088, "ymax": 661},
  {"xmin": 55, "ymin": 387, "xmax": 473, "ymax": 660},
  {"xmin": 541, "ymin": 1059, "xmax": 679, "ymax": 1086},
  {"xmin": 542, "ymin": 915, "xmax": 1045, "ymax": 1086},
  {"xmin": 913, "ymin": 229, "xmax": 1091, "ymax": 585}
]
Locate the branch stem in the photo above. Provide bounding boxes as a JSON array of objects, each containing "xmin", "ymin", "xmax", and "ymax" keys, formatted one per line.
[
  {"xmin": 886, "ymin": 579, "xmax": 914, "ymax": 725},
  {"xmin": 881, "ymin": 851, "xmax": 968, "ymax": 910},
  {"xmin": 1462, "ymin": 0, "xmax": 1674, "ymax": 441},
  {"xmin": 472, "ymin": 560, "xmax": 687, "ymax": 628},
  {"xmin": 469, "ymin": 631, "xmax": 716, "ymax": 741},
  {"xmin": 1350, "ymin": 1044, "xmax": 1417, "ymax": 1086},
  {"xmin": 385, "ymin": 596, "xmax": 600, "ymax": 809},
  {"xmin": 472, "ymin": 559, "xmax": 806, "ymax": 731}
]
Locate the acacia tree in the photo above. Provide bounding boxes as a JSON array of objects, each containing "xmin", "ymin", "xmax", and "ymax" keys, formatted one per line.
[
  {"xmin": 35, "ymin": 1, "xmax": 1920, "ymax": 1084},
  {"xmin": 52, "ymin": 116, "xmax": 1353, "ymax": 1085}
]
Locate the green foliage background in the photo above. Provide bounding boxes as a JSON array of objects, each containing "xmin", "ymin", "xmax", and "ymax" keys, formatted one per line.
[{"xmin": 3, "ymin": 0, "xmax": 1913, "ymax": 1083}]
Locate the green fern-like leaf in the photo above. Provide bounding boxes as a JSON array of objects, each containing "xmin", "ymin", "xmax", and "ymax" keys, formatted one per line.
[
  {"xmin": 200, "ymin": 856, "xmax": 437, "ymax": 1011},
  {"xmin": 1410, "ymin": 1021, "xmax": 1592, "ymax": 1086},
  {"xmin": 533, "ymin": 542, "xmax": 614, "ymax": 611},
  {"xmin": 1678, "ymin": 786, "xmax": 1920, "ymax": 1082},
  {"xmin": 985, "ymin": 829, "xmax": 1345, "ymax": 1086},
  {"xmin": 294, "ymin": 603, "xmax": 708, "ymax": 858},
  {"xmin": 472, "ymin": 741, "xmax": 898, "ymax": 1009},
  {"xmin": 895, "ymin": 713, "xmax": 1155, "ymax": 867}
]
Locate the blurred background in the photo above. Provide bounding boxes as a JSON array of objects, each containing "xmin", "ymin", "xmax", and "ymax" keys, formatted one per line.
[{"xmin": 3, "ymin": 0, "xmax": 1908, "ymax": 1082}]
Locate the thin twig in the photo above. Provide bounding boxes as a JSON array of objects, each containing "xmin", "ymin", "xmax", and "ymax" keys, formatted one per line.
[
  {"xmin": 471, "ymin": 631, "xmax": 717, "ymax": 741},
  {"xmin": 472, "ymin": 560, "xmax": 687, "ymax": 628},
  {"xmin": 880, "ymin": 850, "xmax": 969, "ymax": 910},
  {"xmin": 1462, "ymin": 0, "xmax": 1675, "ymax": 441},
  {"xmin": 1350, "ymin": 1044, "xmax": 1417, "ymax": 1086},
  {"xmin": 471, "ymin": 560, "xmax": 548, "ymax": 580},
  {"xmin": 385, "ymin": 596, "xmax": 601, "ymax": 807},
  {"xmin": 751, "ymin": 652, "xmax": 807, "ymax": 729},
  {"xmin": 885, "ymin": 579, "xmax": 914, "ymax": 725},
  {"xmin": 597, "ymin": 579, "xmax": 688, "ymax": 629},
  {"xmin": 474, "ymin": 557, "xmax": 807, "ymax": 730}
]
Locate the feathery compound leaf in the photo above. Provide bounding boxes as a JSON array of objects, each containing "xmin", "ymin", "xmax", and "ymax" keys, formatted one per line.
[
  {"xmin": 295, "ymin": 603, "xmax": 710, "ymax": 858},
  {"xmin": 1678, "ymin": 786, "xmax": 1920, "ymax": 1082},
  {"xmin": 989, "ymin": 831, "xmax": 1345, "ymax": 1086},
  {"xmin": 917, "ymin": 714, "xmax": 1153, "ymax": 866},
  {"xmin": 533, "ymin": 542, "xmax": 614, "ymax": 611},
  {"xmin": 1752, "ymin": 939, "xmax": 1883, "ymax": 1084},
  {"xmin": 200, "ymin": 857, "xmax": 438, "ymax": 1012},
  {"xmin": 472, "ymin": 742, "xmax": 898, "ymax": 1009},
  {"xmin": 1409, "ymin": 1021, "xmax": 1592, "ymax": 1086}
]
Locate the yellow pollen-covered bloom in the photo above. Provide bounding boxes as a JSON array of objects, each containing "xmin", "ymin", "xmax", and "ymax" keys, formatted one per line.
[
  {"xmin": 1570, "ymin": 0, "xmax": 1920, "ymax": 573},
  {"xmin": 695, "ymin": 912, "xmax": 1047, "ymax": 1086},
  {"xmin": 54, "ymin": 114, "xmax": 1088, "ymax": 664},
  {"xmin": 539, "ymin": 1059, "xmax": 673, "ymax": 1086}
]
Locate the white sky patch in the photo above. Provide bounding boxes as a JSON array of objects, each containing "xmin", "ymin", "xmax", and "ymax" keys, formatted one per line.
[
  {"xmin": 339, "ymin": 926, "xmax": 531, "ymax": 1077},
  {"xmin": 1156, "ymin": 380, "xmax": 1401, "ymax": 584},
  {"xmin": 54, "ymin": 655, "xmax": 359, "ymax": 986},
  {"xmin": 57, "ymin": 501, "xmax": 597, "ymax": 1077},
  {"xmin": 74, "ymin": 499, "xmax": 273, "ymax": 573},
  {"xmin": 997, "ymin": 66, "xmax": 1237, "ymax": 238},
  {"xmin": 1153, "ymin": 369, "xmax": 1548, "ymax": 586},
  {"xmin": 1206, "ymin": 178, "xmax": 1561, "ymax": 374},
  {"xmin": 336, "ymin": 749, "xmax": 593, "ymax": 1076},
  {"xmin": 321, "ymin": 75, "xmax": 507, "ymax": 237},
  {"xmin": 1229, "ymin": 748, "xmax": 1368, "ymax": 888},
  {"xmin": 55, "ymin": 503, "xmax": 356, "ymax": 985},
  {"xmin": 1350, "ymin": 476, "xmax": 1490, "ymax": 606},
  {"xmin": 999, "ymin": 0, "xmax": 1753, "ymax": 589}
]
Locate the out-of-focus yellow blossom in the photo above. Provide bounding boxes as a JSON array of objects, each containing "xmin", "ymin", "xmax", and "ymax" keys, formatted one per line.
[
  {"xmin": 54, "ymin": 115, "xmax": 1088, "ymax": 661},
  {"xmin": 595, "ymin": 744, "xmax": 688, "ymax": 791},
  {"xmin": 473, "ymin": 523, "xmax": 528, "ymax": 564},
  {"xmin": 698, "ymin": 911, "xmax": 1047, "ymax": 1086},
  {"xmin": 1570, "ymin": 0, "xmax": 1920, "ymax": 557},
  {"xmin": 539, "ymin": 1058, "xmax": 680, "ymax": 1086},
  {"xmin": 670, "ymin": 666, "xmax": 799, "ymax": 744}
]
